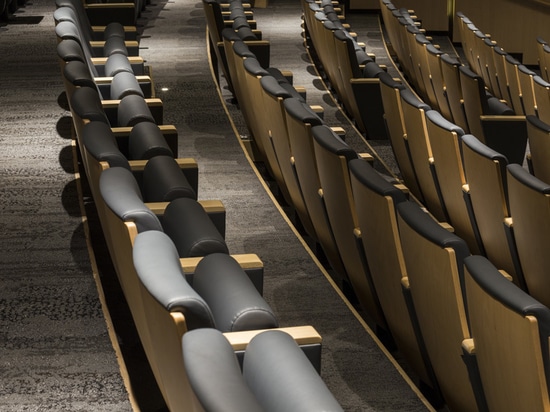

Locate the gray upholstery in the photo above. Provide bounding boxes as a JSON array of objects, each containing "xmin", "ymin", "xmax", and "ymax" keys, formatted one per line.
[
  {"xmin": 104, "ymin": 53, "xmax": 135, "ymax": 77},
  {"xmin": 109, "ymin": 71, "xmax": 144, "ymax": 100},
  {"xmin": 192, "ymin": 253, "xmax": 277, "ymax": 332},
  {"xmin": 311, "ymin": 124, "xmax": 357, "ymax": 162},
  {"xmin": 117, "ymin": 94, "xmax": 155, "ymax": 127},
  {"xmin": 63, "ymin": 60, "xmax": 97, "ymax": 90},
  {"xmin": 182, "ymin": 328, "xmax": 263, "ymax": 412},
  {"xmin": 142, "ymin": 156, "xmax": 196, "ymax": 202},
  {"xmin": 56, "ymin": 38, "xmax": 86, "ymax": 64},
  {"xmin": 54, "ymin": 0, "xmax": 126, "ymax": 40},
  {"xmin": 348, "ymin": 157, "xmax": 407, "ymax": 203},
  {"xmin": 283, "ymin": 97, "xmax": 324, "ymax": 126},
  {"xmin": 128, "ymin": 121, "xmax": 173, "ymax": 160},
  {"xmin": 132, "ymin": 230, "xmax": 215, "ymax": 329},
  {"xmin": 244, "ymin": 330, "xmax": 343, "ymax": 412},
  {"xmin": 99, "ymin": 167, "xmax": 163, "ymax": 233},
  {"xmin": 183, "ymin": 328, "xmax": 343, "ymax": 412},
  {"xmin": 70, "ymin": 87, "xmax": 110, "ymax": 124},
  {"xmin": 161, "ymin": 198, "xmax": 228, "ymax": 257},
  {"xmin": 81, "ymin": 121, "xmax": 131, "ymax": 170}
]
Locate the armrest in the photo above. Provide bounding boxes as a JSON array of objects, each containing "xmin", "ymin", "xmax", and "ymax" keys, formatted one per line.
[
  {"xmin": 225, "ymin": 325, "xmax": 323, "ymax": 372},
  {"xmin": 90, "ymin": 56, "xmax": 146, "ymax": 76},
  {"xmin": 90, "ymin": 25, "xmax": 138, "ymax": 41},
  {"xmin": 95, "ymin": 75, "xmax": 153, "ymax": 98},
  {"xmin": 102, "ymin": 97, "xmax": 164, "ymax": 125},
  {"xmin": 89, "ymin": 40, "xmax": 140, "ymax": 57}
]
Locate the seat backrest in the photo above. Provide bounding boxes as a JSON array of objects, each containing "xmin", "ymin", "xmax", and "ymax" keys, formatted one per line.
[
  {"xmin": 283, "ymin": 98, "xmax": 347, "ymax": 279},
  {"xmin": 183, "ymin": 328, "xmax": 343, "ymax": 412},
  {"xmin": 404, "ymin": 26, "xmax": 429, "ymax": 100},
  {"xmin": 396, "ymin": 200, "xmax": 484, "ymax": 412},
  {"xmin": 311, "ymin": 124, "xmax": 385, "ymax": 329},
  {"xmin": 348, "ymin": 158, "xmax": 439, "ymax": 392},
  {"xmin": 458, "ymin": 65, "xmax": 489, "ymax": 140},
  {"xmin": 426, "ymin": 44, "xmax": 453, "ymax": 121},
  {"xmin": 240, "ymin": 56, "xmax": 291, "ymax": 204},
  {"xmin": 440, "ymin": 53, "xmax": 470, "ymax": 132},
  {"xmin": 491, "ymin": 45, "xmax": 517, "ymax": 112},
  {"xmin": 503, "ymin": 54, "xmax": 527, "ymax": 115},
  {"xmin": 460, "ymin": 134, "xmax": 522, "ymax": 286},
  {"xmin": 507, "ymin": 163, "xmax": 550, "ymax": 307},
  {"xmin": 425, "ymin": 110, "xmax": 482, "ymax": 254},
  {"xmin": 332, "ymin": 29, "xmax": 368, "ymax": 133},
  {"xmin": 517, "ymin": 63, "xmax": 538, "ymax": 117},
  {"xmin": 400, "ymin": 88, "xmax": 447, "ymax": 222},
  {"xmin": 464, "ymin": 255, "xmax": 550, "ymax": 412},
  {"xmin": 259, "ymin": 75, "xmax": 317, "ymax": 239},
  {"xmin": 538, "ymin": 39, "xmax": 550, "ymax": 82},
  {"xmin": 378, "ymin": 72, "xmax": 423, "ymax": 202},
  {"xmin": 533, "ymin": 75, "xmax": 550, "ymax": 124},
  {"xmin": 526, "ymin": 115, "xmax": 550, "ymax": 183}
]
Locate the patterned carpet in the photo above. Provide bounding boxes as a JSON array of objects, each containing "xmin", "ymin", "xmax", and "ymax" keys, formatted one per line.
[{"xmin": 0, "ymin": 0, "xmax": 435, "ymax": 410}]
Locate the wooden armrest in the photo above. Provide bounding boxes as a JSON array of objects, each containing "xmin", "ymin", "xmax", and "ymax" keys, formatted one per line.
[
  {"xmin": 504, "ymin": 217, "xmax": 513, "ymax": 228},
  {"xmin": 102, "ymin": 97, "xmax": 163, "ymax": 108},
  {"xmin": 439, "ymin": 222, "xmax": 455, "ymax": 232},
  {"xmin": 90, "ymin": 56, "xmax": 145, "ymax": 65},
  {"xmin": 224, "ymin": 325, "xmax": 322, "ymax": 351},
  {"xmin": 110, "ymin": 124, "xmax": 177, "ymax": 137},
  {"xmin": 461, "ymin": 338, "xmax": 475, "ymax": 354},
  {"xmin": 498, "ymin": 269, "xmax": 514, "ymax": 282},
  {"xmin": 89, "ymin": 40, "xmax": 139, "ymax": 49},
  {"xmin": 94, "ymin": 75, "xmax": 151, "ymax": 84},
  {"xmin": 179, "ymin": 253, "xmax": 263, "ymax": 274},
  {"xmin": 330, "ymin": 126, "xmax": 346, "ymax": 138},
  {"xmin": 294, "ymin": 86, "xmax": 307, "ymax": 100},
  {"xmin": 128, "ymin": 157, "xmax": 197, "ymax": 172},
  {"xmin": 280, "ymin": 70, "xmax": 293, "ymax": 83},
  {"xmin": 310, "ymin": 105, "xmax": 324, "ymax": 114},
  {"xmin": 145, "ymin": 199, "xmax": 224, "ymax": 217},
  {"xmin": 394, "ymin": 183, "xmax": 409, "ymax": 195},
  {"xmin": 358, "ymin": 152, "xmax": 374, "ymax": 163}
]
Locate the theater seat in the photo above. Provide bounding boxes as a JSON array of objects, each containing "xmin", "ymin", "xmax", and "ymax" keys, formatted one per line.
[
  {"xmin": 460, "ymin": 134, "xmax": 524, "ymax": 289},
  {"xmin": 132, "ymin": 230, "xmax": 282, "ymax": 412},
  {"xmin": 396, "ymin": 200, "xmax": 487, "ymax": 412},
  {"xmin": 182, "ymin": 328, "xmax": 343, "ymax": 412},
  {"xmin": 507, "ymin": 163, "xmax": 550, "ymax": 307},
  {"xmin": 348, "ymin": 158, "xmax": 440, "ymax": 396},
  {"xmin": 464, "ymin": 255, "xmax": 550, "ymax": 412}
]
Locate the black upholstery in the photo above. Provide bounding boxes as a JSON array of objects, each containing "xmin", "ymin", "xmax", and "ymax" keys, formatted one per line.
[
  {"xmin": 161, "ymin": 198, "xmax": 228, "ymax": 257},
  {"xmin": 142, "ymin": 156, "xmax": 197, "ymax": 202}
]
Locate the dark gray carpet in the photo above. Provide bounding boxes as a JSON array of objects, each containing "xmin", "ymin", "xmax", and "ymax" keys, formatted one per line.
[
  {"xmin": 0, "ymin": 0, "xmax": 435, "ymax": 410},
  {"xmin": 0, "ymin": 0, "xmax": 131, "ymax": 410}
]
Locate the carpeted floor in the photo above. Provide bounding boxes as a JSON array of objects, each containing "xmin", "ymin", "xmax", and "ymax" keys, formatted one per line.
[{"xmin": 0, "ymin": 0, "xmax": 436, "ymax": 410}]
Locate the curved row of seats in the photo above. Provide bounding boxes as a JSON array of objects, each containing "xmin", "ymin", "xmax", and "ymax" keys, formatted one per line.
[
  {"xmin": 54, "ymin": 1, "xmax": 345, "ymax": 411},
  {"xmin": 381, "ymin": 3, "xmax": 550, "ymax": 411},
  {"xmin": 454, "ymin": 13, "xmax": 550, "ymax": 188},
  {"xmin": 300, "ymin": 0, "xmax": 388, "ymax": 139},
  {"xmin": 295, "ymin": 1, "xmax": 550, "ymax": 411}
]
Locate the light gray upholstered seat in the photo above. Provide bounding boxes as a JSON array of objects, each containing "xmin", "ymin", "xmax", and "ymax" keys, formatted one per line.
[{"xmin": 182, "ymin": 328, "xmax": 342, "ymax": 412}]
